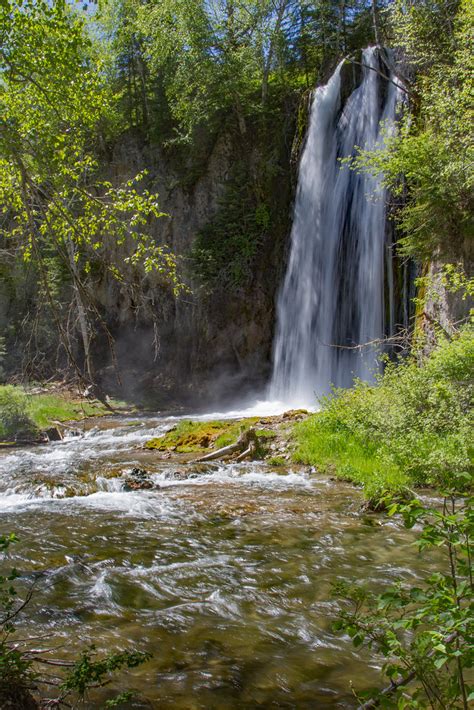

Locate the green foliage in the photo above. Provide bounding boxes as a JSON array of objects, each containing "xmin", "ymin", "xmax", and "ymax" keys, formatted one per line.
[
  {"xmin": 353, "ymin": 0, "xmax": 473, "ymax": 259},
  {"xmin": 0, "ymin": 337, "xmax": 6, "ymax": 384},
  {"xmin": 0, "ymin": 385, "xmax": 114, "ymax": 439},
  {"xmin": 293, "ymin": 414, "xmax": 408, "ymax": 499},
  {"xmin": 98, "ymin": 0, "xmax": 381, "ymax": 140},
  {"xmin": 0, "ymin": 0, "xmax": 181, "ymax": 381},
  {"xmin": 191, "ymin": 162, "xmax": 271, "ymax": 288},
  {"xmin": 0, "ymin": 387, "xmax": 38, "ymax": 441},
  {"xmin": 0, "ymin": 534, "xmax": 38, "ymax": 706},
  {"xmin": 60, "ymin": 645, "xmax": 151, "ymax": 697},
  {"xmin": 267, "ymin": 455, "xmax": 286, "ymax": 466},
  {"xmin": 293, "ymin": 328, "xmax": 474, "ymax": 500},
  {"xmin": 333, "ymin": 494, "xmax": 473, "ymax": 707}
]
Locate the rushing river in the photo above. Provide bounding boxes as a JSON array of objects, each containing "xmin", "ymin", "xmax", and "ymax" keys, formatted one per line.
[{"xmin": 0, "ymin": 415, "xmax": 434, "ymax": 708}]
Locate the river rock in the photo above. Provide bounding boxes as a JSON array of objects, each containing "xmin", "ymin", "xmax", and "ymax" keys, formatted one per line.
[
  {"xmin": 123, "ymin": 478, "xmax": 156, "ymax": 491},
  {"xmin": 123, "ymin": 467, "xmax": 160, "ymax": 491},
  {"xmin": 45, "ymin": 426, "xmax": 63, "ymax": 442}
]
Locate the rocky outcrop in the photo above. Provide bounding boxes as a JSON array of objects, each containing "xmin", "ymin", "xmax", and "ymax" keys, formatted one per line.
[
  {"xmin": 418, "ymin": 259, "xmax": 473, "ymax": 353},
  {"xmin": 93, "ymin": 63, "xmax": 381, "ymax": 407},
  {"xmin": 94, "ymin": 117, "xmax": 297, "ymax": 407}
]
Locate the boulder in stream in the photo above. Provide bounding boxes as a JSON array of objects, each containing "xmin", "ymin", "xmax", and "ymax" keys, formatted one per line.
[{"xmin": 122, "ymin": 467, "xmax": 160, "ymax": 491}]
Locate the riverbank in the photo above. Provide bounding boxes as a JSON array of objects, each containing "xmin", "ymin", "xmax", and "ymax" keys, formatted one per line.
[
  {"xmin": 293, "ymin": 328, "xmax": 473, "ymax": 501},
  {"xmin": 0, "ymin": 383, "xmax": 128, "ymax": 444},
  {"xmin": 0, "ymin": 391, "xmax": 470, "ymax": 706},
  {"xmin": 140, "ymin": 328, "xmax": 473, "ymax": 504}
]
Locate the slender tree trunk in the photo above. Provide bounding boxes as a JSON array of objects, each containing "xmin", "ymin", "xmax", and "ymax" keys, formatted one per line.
[
  {"xmin": 261, "ymin": 0, "xmax": 288, "ymax": 106},
  {"xmin": 65, "ymin": 239, "xmax": 93, "ymax": 383},
  {"xmin": 339, "ymin": 0, "xmax": 347, "ymax": 54},
  {"xmin": 372, "ymin": 0, "xmax": 380, "ymax": 46},
  {"xmin": 127, "ymin": 51, "xmax": 133, "ymax": 128},
  {"xmin": 299, "ymin": 1, "xmax": 310, "ymax": 89},
  {"xmin": 135, "ymin": 39, "xmax": 149, "ymax": 132},
  {"xmin": 234, "ymin": 94, "xmax": 247, "ymax": 135}
]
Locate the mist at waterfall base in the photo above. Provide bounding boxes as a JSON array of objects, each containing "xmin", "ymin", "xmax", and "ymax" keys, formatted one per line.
[{"xmin": 240, "ymin": 47, "xmax": 402, "ymax": 415}]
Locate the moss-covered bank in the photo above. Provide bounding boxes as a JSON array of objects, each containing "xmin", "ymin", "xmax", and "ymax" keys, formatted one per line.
[{"xmin": 146, "ymin": 418, "xmax": 277, "ymax": 455}]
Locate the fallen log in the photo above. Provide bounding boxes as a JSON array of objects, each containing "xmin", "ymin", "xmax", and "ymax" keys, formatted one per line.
[
  {"xmin": 193, "ymin": 428, "xmax": 258, "ymax": 463},
  {"xmin": 234, "ymin": 437, "xmax": 258, "ymax": 462}
]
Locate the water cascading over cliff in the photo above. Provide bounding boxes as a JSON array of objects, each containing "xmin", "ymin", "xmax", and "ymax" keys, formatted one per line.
[{"xmin": 270, "ymin": 47, "xmax": 401, "ymax": 407}]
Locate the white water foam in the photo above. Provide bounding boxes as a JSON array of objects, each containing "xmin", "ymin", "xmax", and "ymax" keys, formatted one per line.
[{"xmin": 270, "ymin": 47, "xmax": 402, "ymax": 407}]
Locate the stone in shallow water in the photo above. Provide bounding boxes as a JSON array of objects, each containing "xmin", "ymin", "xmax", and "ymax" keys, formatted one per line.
[{"xmin": 123, "ymin": 467, "xmax": 159, "ymax": 491}]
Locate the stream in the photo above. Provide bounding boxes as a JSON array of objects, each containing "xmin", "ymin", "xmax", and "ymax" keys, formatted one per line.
[{"xmin": 0, "ymin": 414, "xmax": 434, "ymax": 708}]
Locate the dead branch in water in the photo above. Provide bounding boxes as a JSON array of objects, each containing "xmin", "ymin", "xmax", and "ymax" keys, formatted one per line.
[
  {"xmin": 193, "ymin": 428, "xmax": 258, "ymax": 463},
  {"xmin": 323, "ymin": 329, "xmax": 412, "ymax": 352}
]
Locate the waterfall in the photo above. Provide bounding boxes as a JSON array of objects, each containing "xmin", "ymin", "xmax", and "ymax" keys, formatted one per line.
[{"xmin": 270, "ymin": 47, "xmax": 401, "ymax": 408}]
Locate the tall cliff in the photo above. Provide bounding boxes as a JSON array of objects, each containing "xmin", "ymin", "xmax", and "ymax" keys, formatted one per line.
[{"xmin": 94, "ymin": 109, "xmax": 297, "ymax": 406}]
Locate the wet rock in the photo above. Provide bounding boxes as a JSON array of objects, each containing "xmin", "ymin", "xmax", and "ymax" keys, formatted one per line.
[
  {"xmin": 165, "ymin": 470, "xmax": 189, "ymax": 480},
  {"xmin": 282, "ymin": 409, "xmax": 309, "ymax": 420},
  {"xmin": 191, "ymin": 463, "xmax": 219, "ymax": 475},
  {"xmin": 130, "ymin": 467, "xmax": 149, "ymax": 478},
  {"xmin": 123, "ymin": 467, "xmax": 160, "ymax": 491},
  {"xmin": 123, "ymin": 478, "xmax": 155, "ymax": 491},
  {"xmin": 45, "ymin": 426, "xmax": 63, "ymax": 442}
]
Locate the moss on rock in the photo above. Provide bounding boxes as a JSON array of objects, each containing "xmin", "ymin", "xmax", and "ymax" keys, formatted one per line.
[{"xmin": 145, "ymin": 418, "xmax": 261, "ymax": 453}]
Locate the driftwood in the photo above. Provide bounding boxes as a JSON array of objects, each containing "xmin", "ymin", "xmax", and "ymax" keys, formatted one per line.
[
  {"xmin": 45, "ymin": 426, "xmax": 63, "ymax": 442},
  {"xmin": 83, "ymin": 384, "xmax": 116, "ymax": 412},
  {"xmin": 193, "ymin": 428, "xmax": 258, "ymax": 463}
]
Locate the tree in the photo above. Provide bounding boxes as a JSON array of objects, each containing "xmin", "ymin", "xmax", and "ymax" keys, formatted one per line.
[
  {"xmin": 352, "ymin": 0, "xmax": 473, "ymax": 260},
  {"xmin": 0, "ymin": 0, "xmax": 180, "ymax": 388}
]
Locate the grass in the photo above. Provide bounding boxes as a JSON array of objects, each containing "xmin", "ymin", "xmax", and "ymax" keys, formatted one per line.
[
  {"xmin": 0, "ymin": 385, "xmax": 115, "ymax": 440},
  {"xmin": 292, "ymin": 417, "xmax": 409, "ymax": 500},
  {"xmin": 24, "ymin": 393, "xmax": 109, "ymax": 429},
  {"xmin": 292, "ymin": 327, "xmax": 473, "ymax": 502},
  {"xmin": 267, "ymin": 455, "xmax": 286, "ymax": 466}
]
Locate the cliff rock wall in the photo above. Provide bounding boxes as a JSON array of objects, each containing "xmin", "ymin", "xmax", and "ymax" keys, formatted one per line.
[{"xmin": 95, "ymin": 118, "xmax": 296, "ymax": 407}]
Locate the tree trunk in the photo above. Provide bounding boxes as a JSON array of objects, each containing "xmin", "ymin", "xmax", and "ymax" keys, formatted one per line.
[
  {"xmin": 372, "ymin": 0, "xmax": 380, "ymax": 46},
  {"xmin": 65, "ymin": 239, "xmax": 93, "ymax": 384}
]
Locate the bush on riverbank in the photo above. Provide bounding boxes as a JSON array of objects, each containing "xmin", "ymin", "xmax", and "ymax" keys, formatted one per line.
[
  {"xmin": 0, "ymin": 387, "xmax": 39, "ymax": 441},
  {"xmin": 334, "ymin": 493, "xmax": 473, "ymax": 706},
  {"xmin": 293, "ymin": 327, "xmax": 473, "ymax": 500}
]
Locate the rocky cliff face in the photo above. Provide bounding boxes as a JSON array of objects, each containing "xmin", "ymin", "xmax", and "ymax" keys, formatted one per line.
[
  {"xmin": 93, "ymin": 64, "xmax": 374, "ymax": 408},
  {"xmin": 88, "ymin": 53, "xmax": 419, "ymax": 408},
  {"xmin": 418, "ymin": 258, "xmax": 473, "ymax": 354},
  {"xmin": 95, "ymin": 118, "xmax": 296, "ymax": 407}
]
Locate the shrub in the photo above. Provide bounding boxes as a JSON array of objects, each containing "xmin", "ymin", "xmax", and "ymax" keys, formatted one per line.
[
  {"xmin": 334, "ymin": 493, "xmax": 474, "ymax": 707},
  {"xmin": 293, "ymin": 327, "xmax": 473, "ymax": 498},
  {"xmin": 0, "ymin": 533, "xmax": 151, "ymax": 707},
  {"xmin": 0, "ymin": 387, "xmax": 38, "ymax": 441}
]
